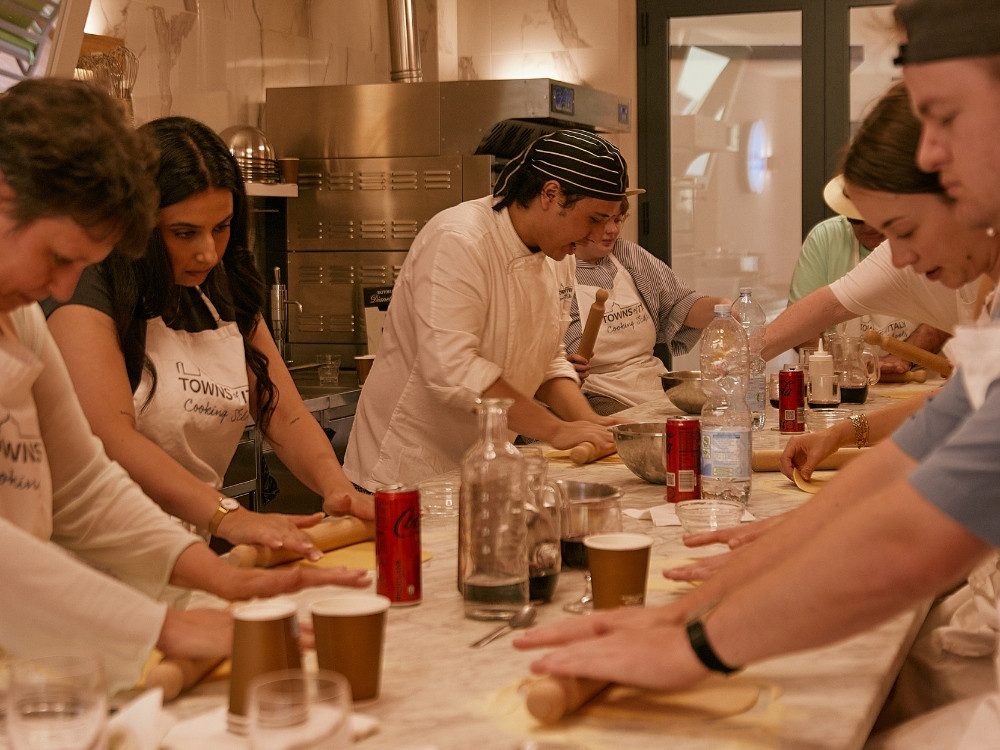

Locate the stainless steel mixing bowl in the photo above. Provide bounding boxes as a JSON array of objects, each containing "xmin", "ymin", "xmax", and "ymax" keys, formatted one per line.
[{"xmin": 612, "ymin": 422, "xmax": 666, "ymax": 484}]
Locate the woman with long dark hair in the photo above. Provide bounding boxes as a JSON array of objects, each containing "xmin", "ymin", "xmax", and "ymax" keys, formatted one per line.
[{"xmin": 45, "ymin": 117, "xmax": 372, "ymax": 561}]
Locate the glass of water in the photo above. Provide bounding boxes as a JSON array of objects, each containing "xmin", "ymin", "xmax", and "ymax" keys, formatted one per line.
[
  {"xmin": 6, "ymin": 653, "xmax": 107, "ymax": 750},
  {"xmin": 248, "ymin": 669, "xmax": 353, "ymax": 749}
]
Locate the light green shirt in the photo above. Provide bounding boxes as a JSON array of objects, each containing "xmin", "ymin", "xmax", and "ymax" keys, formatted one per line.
[{"xmin": 788, "ymin": 216, "xmax": 873, "ymax": 304}]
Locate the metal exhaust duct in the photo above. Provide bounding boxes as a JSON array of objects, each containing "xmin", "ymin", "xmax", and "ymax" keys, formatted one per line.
[{"xmin": 386, "ymin": 0, "xmax": 422, "ymax": 83}]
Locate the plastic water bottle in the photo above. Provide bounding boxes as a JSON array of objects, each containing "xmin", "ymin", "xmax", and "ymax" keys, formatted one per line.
[
  {"xmin": 699, "ymin": 304, "xmax": 752, "ymax": 505},
  {"xmin": 731, "ymin": 287, "xmax": 767, "ymax": 430}
]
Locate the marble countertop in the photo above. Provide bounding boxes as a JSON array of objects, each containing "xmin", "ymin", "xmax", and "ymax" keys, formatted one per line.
[{"xmin": 166, "ymin": 383, "xmax": 939, "ymax": 750}]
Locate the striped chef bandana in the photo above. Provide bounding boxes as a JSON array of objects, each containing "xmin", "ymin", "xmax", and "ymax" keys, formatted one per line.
[{"xmin": 493, "ymin": 129, "xmax": 630, "ymax": 202}]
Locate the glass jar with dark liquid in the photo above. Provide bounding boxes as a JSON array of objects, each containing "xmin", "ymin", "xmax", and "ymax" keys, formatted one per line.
[{"xmin": 830, "ymin": 334, "xmax": 880, "ymax": 405}]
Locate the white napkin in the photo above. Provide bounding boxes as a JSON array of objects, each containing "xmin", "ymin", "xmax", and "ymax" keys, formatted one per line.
[
  {"xmin": 108, "ymin": 687, "xmax": 174, "ymax": 750},
  {"xmin": 625, "ymin": 504, "xmax": 754, "ymax": 526},
  {"xmin": 161, "ymin": 705, "xmax": 378, "ymax": 748},
  {"xmin": 944, "ymin": 323, "xmax": 1000, "ymax": 409}
]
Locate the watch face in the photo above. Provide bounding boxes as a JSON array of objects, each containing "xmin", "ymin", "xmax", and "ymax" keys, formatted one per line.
[{"xmin": 221, "ymin": 498, "xmax": 240, "ymax": 511}]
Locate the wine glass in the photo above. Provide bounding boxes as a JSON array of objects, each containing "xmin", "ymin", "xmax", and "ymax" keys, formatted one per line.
[
  {"xmin": 557, "ymin": 481, "xmax": 623, "ymax": 614},
  {"xmin": 248, "ymin": 669, "xmax": 353, "ymax": 750},
  {"xmin": 5, "ymin": 653, "xmax": 108, "ymax": 750}
]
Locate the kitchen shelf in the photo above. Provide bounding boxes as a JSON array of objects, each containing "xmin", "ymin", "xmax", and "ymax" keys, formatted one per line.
[{"xmin": 244, "ymin": 182, "xmax": 297, "ymax": 198}]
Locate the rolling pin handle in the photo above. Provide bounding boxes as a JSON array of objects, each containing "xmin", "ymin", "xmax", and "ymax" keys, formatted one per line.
[{"xmin": 577, "ymin": 288, "xmax": 609, "ymax": 361}]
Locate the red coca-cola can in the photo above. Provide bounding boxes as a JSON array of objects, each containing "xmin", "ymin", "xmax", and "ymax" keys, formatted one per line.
[
  {"xmin": 665, "ymin": 417, "xmax": 701, "ymax": 503},
  {"xmin": 374, "ymin": 484, "xmax": 422, "ymax": 606},
  {"xmin": 779, "ymin": 367, "xmax": 805, "ymax": 434}
]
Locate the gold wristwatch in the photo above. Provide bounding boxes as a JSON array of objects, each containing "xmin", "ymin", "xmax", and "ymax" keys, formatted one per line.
[{"xmin": 208, "ymin": 497, "xmax": 240, "ymax": 536}]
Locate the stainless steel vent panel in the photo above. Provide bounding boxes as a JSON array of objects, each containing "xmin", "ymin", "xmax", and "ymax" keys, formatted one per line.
[
  {"xmin": 286, "ymin": 252, "xmax": 406, "ymax": 344},
  {"xmin": 286, "ymin": 155, "xmax": 487, "ymax": 251}
]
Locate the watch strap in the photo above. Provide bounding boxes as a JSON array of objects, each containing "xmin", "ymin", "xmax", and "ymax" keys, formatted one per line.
[
  {"xmin": 686, "ymin": 616, "xmax": 739, "ymax": 674},
  {"xmin": 208, "ymin": 497, "xmax": 237, "ymax": 536}
]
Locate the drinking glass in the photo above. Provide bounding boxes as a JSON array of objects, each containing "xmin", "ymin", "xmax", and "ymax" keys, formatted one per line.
[
  {"xmin": 557, "ymin": 481, "xmax": 623, "ymax": 614},
  {"xmin": 767, "ymin": 372, "xmax": 780, "ymax": 409},
  {"xmin": 316, "ymin": 354, "xmax": 341, "ymax": 387},
  {"xmin": 5, "ymin": 653, "xmax": 108, "ymax": 750},
  {"xmin": 248, "ymin": 669, "xmax": 353, "ymax": 750}
]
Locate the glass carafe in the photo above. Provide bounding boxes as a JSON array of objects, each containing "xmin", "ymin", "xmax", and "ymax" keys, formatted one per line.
[
  {"xmin": 458, "ymin": 399, "xmax": 529, "ymax": 620},
  {"xmin": 828, "ymin": 334, "xmax": 880, "ymax": 404}
]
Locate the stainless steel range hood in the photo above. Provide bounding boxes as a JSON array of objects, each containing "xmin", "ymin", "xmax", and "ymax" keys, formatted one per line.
[{"xmin": 265, "ymin": 78, "xmax": 630, "ymax": 161}]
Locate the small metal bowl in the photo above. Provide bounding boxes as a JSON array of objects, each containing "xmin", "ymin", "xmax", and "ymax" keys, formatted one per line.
[
  {"xmin": 660, "ymin": 370, "xmax": 708, "ymax": 415},
  {"xmin": 612, "ymin": 423, "xmax": 666, "ymax": 484},
  {"xmin": 555, "ymin": 480, "xmax": 621, "ymax": 503}
]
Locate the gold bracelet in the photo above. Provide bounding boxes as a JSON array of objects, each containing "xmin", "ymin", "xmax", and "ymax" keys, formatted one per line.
[{"xmin": 850, "ymin": 413, "xmax": 870, "ymax": 448}]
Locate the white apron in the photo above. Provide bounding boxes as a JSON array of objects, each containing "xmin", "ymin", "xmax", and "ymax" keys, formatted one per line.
[
  {"xmin": 132, "ymin": 292, "xmax": 249, "ymax": 491},
  {"xmin": 0, "ymin": 316, "xmax": 51, "ymax": 539},
  {"xmin": 869, "ymin": 306, "xmax": 1000, "ymax": 748},
  {"xmin": 576, "ymin": 255, "xmax": 664, "ymax": 407}
]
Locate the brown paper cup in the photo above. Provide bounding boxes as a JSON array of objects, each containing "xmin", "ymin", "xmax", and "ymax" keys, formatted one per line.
[
  {"xmin": 278, "ymin": 157, "xmax": 299, "ymax": 184},
  {"xmin": 585, "ymin": 533, "xmax": 653, "ymax": 610},
  {"xmin": 311, "ymin": 594, "xmax": 390, "ymax": 701},
  {"xmin": 354, "ymin": 354, "xmax": 375, "ymax": 386},
  {"xmin": 227, "ymin": 598, "xmax": 302, "ymax": 733}
]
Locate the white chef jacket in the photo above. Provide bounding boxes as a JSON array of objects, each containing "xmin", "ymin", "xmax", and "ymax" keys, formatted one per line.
[
  {"xmin": 0, "ymin": 304, "xmax": 199, "ymax": 692},
  {"xmin": 343, "ymin": 196, "xmax": 578, "ymax": 490}
]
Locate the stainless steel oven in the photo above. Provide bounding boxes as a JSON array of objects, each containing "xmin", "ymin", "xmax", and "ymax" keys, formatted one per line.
[{"xmin": 264, "ymin": 78, "xmax": 631, "ymax": 368}]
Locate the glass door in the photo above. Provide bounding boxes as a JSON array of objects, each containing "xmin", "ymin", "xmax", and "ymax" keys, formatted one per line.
[{"xmin": 639, "ymin": 0, "xmax": 893, "ymax": 371}]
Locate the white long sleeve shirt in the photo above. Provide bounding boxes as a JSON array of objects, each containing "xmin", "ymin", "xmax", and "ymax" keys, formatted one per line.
[{"xmin": 0, "ymin": 304, "xmax": 199, "ymax": 692}]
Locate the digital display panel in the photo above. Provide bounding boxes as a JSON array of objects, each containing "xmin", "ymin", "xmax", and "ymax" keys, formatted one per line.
[{"xmin": 550, "ymin": 83, "xmax": 575, "ymax": 116}]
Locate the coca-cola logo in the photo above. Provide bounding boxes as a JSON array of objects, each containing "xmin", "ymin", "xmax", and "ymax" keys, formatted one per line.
[
  {"xmin": 393, "ymin": 505, "xmax": 420, "ymax": 538},
  {"xmin": 779, "ymin": 379, "xmax": 798, "ymax": 398}
]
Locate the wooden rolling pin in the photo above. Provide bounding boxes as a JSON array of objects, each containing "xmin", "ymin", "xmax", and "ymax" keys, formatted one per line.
[
  {"xmin": 878, "ymin": 369, "xmax": 928, "ymax": 383},
  {"xmin": 525, "ymin": 675, "xmax": 610, "ymax": 724},
  {"xmin": 144, "ymin": 652, "xmax": 227, "ymax": 702},
  {"xmin": 227, "ymin": 516, "xmax": 375, "ymax": 568},
  {"xmin": 577, "ymin": 288, "xmax": 609, "ymax": 361},
  {"xmin": 862, "ymin": 330, "xmax": 953, "ymax": 378},
  {"xmin": 569, "ymin": 441, "xmax": 617, "ymax": 465},
  {"xmin": 751, "ymin": 447, "xmax": 865, "ymax": 472}
]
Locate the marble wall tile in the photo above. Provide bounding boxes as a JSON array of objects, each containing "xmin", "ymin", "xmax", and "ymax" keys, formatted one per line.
[{"xmin": 81, "ymin": 0, "xmax": 636, "ymax": 186}]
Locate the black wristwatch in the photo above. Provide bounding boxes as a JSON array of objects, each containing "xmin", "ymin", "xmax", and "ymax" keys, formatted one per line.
[{"xmin": 685, "ymin": 603, "xmax": 740, "ymax": 675}]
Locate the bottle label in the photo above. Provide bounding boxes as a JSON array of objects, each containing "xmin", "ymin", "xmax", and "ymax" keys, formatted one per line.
[
  {"xmin": 747, "ymin": 374, "xmax": 766, "ymax": 411},
  {"xmin": 700, "ymin": 428, "xmax": 752, "ymax": 479}
]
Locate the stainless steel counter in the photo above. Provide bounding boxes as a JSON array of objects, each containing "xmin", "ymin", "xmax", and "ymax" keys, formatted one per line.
[{"xmin": 220, "ymin": 370, "xmax": 363, "ymax": 513}]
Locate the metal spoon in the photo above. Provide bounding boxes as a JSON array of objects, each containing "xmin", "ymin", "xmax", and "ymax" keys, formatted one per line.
[{"xmin": 470, "ymin": 604, "xmax": 537, "ymax": 648}]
